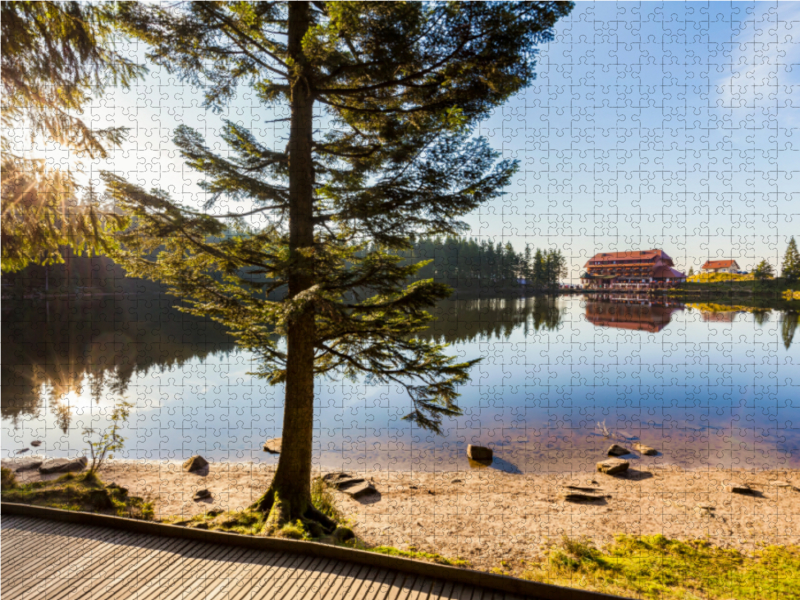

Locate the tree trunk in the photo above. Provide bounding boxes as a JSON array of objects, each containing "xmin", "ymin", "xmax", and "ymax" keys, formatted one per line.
[{"xmin": 252, "ymin": 1, "xmax": 332, "ymax": 534}]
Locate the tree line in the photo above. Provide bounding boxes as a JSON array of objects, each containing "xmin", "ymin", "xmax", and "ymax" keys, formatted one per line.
[{"xmin": 386, "ymin": 236, "xmax": 568, "ymax": 291}]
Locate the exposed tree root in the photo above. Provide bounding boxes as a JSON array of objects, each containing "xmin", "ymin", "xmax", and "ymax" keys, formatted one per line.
[{"xmin": 250, "ymin": 486, "xmax": 336, "ymax": 538}]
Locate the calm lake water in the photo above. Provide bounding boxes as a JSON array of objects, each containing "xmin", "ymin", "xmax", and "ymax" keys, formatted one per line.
[{"xmin": 3, "ymin": 294, "xmax": 799, "ymax": 473}]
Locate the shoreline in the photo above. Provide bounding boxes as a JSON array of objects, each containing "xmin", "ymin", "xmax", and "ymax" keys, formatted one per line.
[{"xmin": 5, "ymin": 457, "xmax": 799, "ymax": 575}]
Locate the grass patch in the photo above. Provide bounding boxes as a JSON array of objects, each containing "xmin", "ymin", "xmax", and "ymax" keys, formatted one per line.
[
  {"xmin": 166, "ymin": 478, "xmax": 347, "ymax": 539},
  {"xmin": 311, "ymin": 476, "xmax": 342, "ymax": 522},
  {"xmin": 1, "ymin": 467, "xmax": 18, "ymax": 490},
  {"xmin": 162, "ymin": 508, "xmax": 266, "ymax": 535},
  {"xmin": 342, "ymin": 539, "xmax": 468, "ymax": 567},
  {"xmin": 1, "ymin": 472, "xmax": 154, "ymax": 519},
  {"xmin": 522, "ymin": 535, "xmax": 800, "ymax": 600}
]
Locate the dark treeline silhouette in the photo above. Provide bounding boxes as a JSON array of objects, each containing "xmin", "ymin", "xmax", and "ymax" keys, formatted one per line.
[
  {"xmin": 1, "ymin": 296, "xmax": 236, "ymax": 429},
  {"xmin": 1, "ymin": 247, "xmax": 167, "ymax": 296},
  {"xmin": 4, "ymin": 235, "xmax": 567, "ymax": 298},
  {"xmin": 365, "ymin": 236, "xmax": 567, "ymax": 292}
]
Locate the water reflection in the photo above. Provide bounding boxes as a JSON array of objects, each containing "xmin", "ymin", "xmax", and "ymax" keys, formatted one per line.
[
  {"xmin": 425, "ymin": 295, "xmax": 563, "ymax": 343},
  {"xmin": 1, "ymin": 296, "xmax": 236, "ymax": 428},
  {"xmin": 2, "ymin": 294, "xmax": 798, "ymax": 472},
  {"xmin": 584, "ymin": 296, "xmax": 683, "ymax": 332}
]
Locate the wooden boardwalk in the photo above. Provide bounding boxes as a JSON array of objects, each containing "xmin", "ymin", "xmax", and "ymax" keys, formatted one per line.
[{"xmin": 1, "ymin": 516, "xmax": 553, "ymax": 600}]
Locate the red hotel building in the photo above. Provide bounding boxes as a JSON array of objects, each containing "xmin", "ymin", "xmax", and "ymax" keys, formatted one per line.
[{"xmin": 580, "ymin": 249, "xmax": 686, "ymax": 290}]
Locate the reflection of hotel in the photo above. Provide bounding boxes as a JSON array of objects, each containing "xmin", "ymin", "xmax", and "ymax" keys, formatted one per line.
[
  {"xmin": 581, "ymin": 249, "xmax": 686, "ymax": 290},
  {"xmin": 585, "ymin": 298, "xmax": 684, "ymax": 332}
]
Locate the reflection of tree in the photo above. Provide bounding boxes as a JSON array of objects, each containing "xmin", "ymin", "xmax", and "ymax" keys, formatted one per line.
[
  {"xmin": 782, "ymin": 312, "xmax": 799, "ymax": 350},
  {"xmin": 752, "ymin": 310, "xmax": 771, "ymax": 327},
  {"xmin": 1, "ymin": 296, "xmax": 236, "ymax": 428},
  {"xmin": 421, "ymin": 295, "xmax": 563, "ymax": 344}
]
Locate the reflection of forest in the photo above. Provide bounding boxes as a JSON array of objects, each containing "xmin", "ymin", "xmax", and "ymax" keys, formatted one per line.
[
  {"xmin": 421, "ymin": 295, "xmax": 562, "ymax": 343},
  {"xmin": 1, "ymin": 296, "xmax": 236, "ymax": 428},
  {"xmin": 2, "ymin": 295, "xmax": 561, "ymax": 429},
  {"xmin": 585, "ymin": 298, "xmax": 683, "ymax": 333}
]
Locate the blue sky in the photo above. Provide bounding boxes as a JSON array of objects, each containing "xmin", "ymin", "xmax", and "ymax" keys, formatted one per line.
[{"xmin": 16, "ymin": 1, "xmax": 799, "ymax": 279}]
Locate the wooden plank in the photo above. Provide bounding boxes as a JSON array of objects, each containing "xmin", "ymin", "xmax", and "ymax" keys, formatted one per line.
[
  {"xmin": 88, "ymin": 536, "xmax": 204, "ymax": 600},
  {"xmin": 177, "ymin": 547, "xmax": 261, "ymax": 600},
  {"xmin": 130, "ymin": 538, "xmax": 221, "ymax": 600},
  {"xmin": 405, "ymin": 574, "xmax": 435, "ymax": 600},
  {"xmin": 115, "ymin": 537, "xmax": 230, "ymax": 600},
  {"xmin": 8, "ymin": 533, "xmax": 130, "ymax": 600},
  {"xmin": 279, "ymin": 557, "xmax": 335, "ymax": 600},
  {"xmin": 294, "ymin": 556, "xmax": 351, "ymax": 600},
  {"xmin": 448, "ymin": 583, "xmax": 473, "ymax": 600},
  {"xmin": 253, "ymin": 554, "xmax": 323, "ymax": 600},
  {"xmin": 202, "ymin": 548, "xmax": 280, "ymax": 600},
  {"xmin": 357, "ymin": 566, "xmax": 398, "ymax": 600},
  {"xmin": 1, "ymin": 521, "xmax": 94, "ymax": 566},
  {"xmin": 154, "ymin": 540, "xmax": 237, "ymax": 600},
  {"xmin": 319, "ymin": 562, "xmax": 367, "ymax": 600},
  {"xmin": 171, "ymin": 546, "xmax": 254, "ymax": 600},
  {"xmin": 342, "ymin": 565, "xmax": 382, "ymax": 600},
  {"xmin": 433, "ymin": 580, "xmax": 455, "ymax": 600},
  {"xmin": 386, "ymin": 572, "xmax": 416, "ymax": 600},
  {"xmin": 459, "ymin": 583, "xmax": 479, "ymax": 600},
  {"xmin": 60, "ymin": 534, "xmax": 182, "ymax": 600},
  {"xmin": 224, "ymin": 551, "xmax": 296, "ymax": 600},
  {"xmin": 233, "ymin": 554, "xmax": 314, "ymax": 600},
  {"xmin": 1, "ymin": 525, "xmax": 126, "ymax": 597},
  {"xmin": 31, "ymin": 529, "xmax": 175, "ymax": 600}
]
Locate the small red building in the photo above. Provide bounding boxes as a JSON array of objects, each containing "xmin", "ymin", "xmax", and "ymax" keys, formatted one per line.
[
  {"xmin": 701, "ymin": 259, "xmax": 740, "ymax": 274},
  {"xmin": 580, "ymin": 249, "xmax": 686, "ymax": 290}
]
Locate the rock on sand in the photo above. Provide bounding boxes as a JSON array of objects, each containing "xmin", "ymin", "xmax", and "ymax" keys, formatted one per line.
[
  {"xmin": 183, "ymin": 455, "xmax": 209, "ymax": 472},
  {"xmin": 597, "ymin": 458, "xmax": 629, "ymax": 475},
  {"xmin": 7, "ymin": 456, "xmax": 44, "ymax": 472},
  {"xmin": 39, "ymin": 456, "xmax": 87, "ymax": 475},
  {"xmin": 262, "ymin": 438, "xmax": 282, "ymax": 454},
  {"xmin": 634, "ymin": 442, "xmax": 657, "ymax": 455}
]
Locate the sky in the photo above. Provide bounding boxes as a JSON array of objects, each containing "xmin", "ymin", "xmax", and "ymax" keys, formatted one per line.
[{"xmin": 12, "ymin": 1, "xmax": 800, "ymax": 280}]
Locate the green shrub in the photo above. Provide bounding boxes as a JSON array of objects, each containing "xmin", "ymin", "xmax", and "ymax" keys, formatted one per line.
[{"xmin": 1, "ymin": 467, "xmax": 17, "ymax": 490}]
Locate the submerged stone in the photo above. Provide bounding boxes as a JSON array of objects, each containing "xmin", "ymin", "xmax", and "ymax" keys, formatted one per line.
[
  {"xmin": 607, "ymin": 444, "xmax": 630, "ymax": 456},
  {"xmin": 466, "ymin": 445, "xmax": 493, "ymax": 461}
]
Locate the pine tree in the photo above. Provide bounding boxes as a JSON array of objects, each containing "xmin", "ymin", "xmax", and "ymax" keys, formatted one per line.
[
  {"xmin": 533, "ymin": 248, "xmax": 545, "ymax": 287},
  {"xmin": 108, "ymin": 1, "xmax": 573, "ymax": 532},
  {"xmin": 1, "ymin": 1, "xmax": 143, "ymax": 272},
  {"xmin": 781, "ymin": 237, "xmax": 800, "ymax": 282},
  {"xmin": 523, "ymin": 245, "xmax": 533, "ymax": 286},
  {"xmin": 753, "ymin": 259, "xmax": 774, "ymax": 281}
]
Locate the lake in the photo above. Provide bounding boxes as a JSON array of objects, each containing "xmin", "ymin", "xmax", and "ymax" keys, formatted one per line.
[{"xmin": 3, "ymin": 294, "xmax": 798, "ymax": 473}]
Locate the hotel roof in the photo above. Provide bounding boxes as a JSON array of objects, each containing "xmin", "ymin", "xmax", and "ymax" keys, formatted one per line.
[{"xmin": 585, "ymin": 249, "xmax": 672, "ymax": 266}]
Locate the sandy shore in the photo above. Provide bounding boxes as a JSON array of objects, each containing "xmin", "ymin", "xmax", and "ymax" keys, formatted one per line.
[{"xmin": 6, "ymin": 458, "xmax": 800, "ymax": 575}]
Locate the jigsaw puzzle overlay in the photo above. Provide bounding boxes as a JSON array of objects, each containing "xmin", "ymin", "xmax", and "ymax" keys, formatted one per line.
[{"xmin": 3, "ymin": 1, "xmax": 799, "ymax": 590}]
